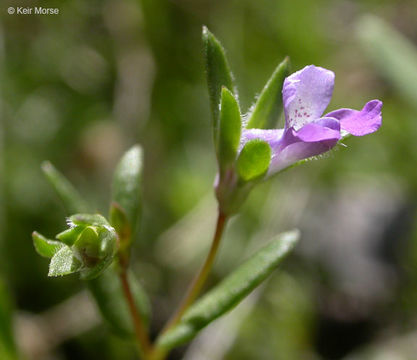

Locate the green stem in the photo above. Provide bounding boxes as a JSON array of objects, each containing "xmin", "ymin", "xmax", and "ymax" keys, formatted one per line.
[{"xmin": 151, "ymin": 211, "xmax": 228, "ymax": 359}]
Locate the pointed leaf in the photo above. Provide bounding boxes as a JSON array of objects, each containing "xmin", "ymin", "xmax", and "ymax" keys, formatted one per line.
[
  {"xmin": 203, "ymin": 26, "xmax": 236, "ymax": 144},
  {"xmin": 48, "ymin": 246, "xmax": 82, "ymax": 277},
  {"xmin": 236, "ymin": 140, "xmax": 271, "ymax": 182},
  {"xmin": 32, "ymin": 231, "xmax": 65, "ymax": 258},
  {"xmin": 88, "ymin": 268, "xmax": 151, "ymax": 337},
  {"xmin": 156, "ymin": 230, "xmax": 300, "ymax": 350},
  {"xmin": 247, "ymin": 57, "xmax": 290, "ymax": 129},
  {"xmin": 218, "ymin": 87, "xmax": 241, "ymax": 174},
  {"xmin": 41, "ymin": 161, "xmax": 88, "ymax": 214},
  {"xmin": 111, "ymin": 145, "xmax": 143, "ymax": 236}
]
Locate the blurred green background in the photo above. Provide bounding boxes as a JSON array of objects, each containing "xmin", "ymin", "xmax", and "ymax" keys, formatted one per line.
[{"xmin": 1, "ymin": 0, "xmax": 417, "ymax": 359}]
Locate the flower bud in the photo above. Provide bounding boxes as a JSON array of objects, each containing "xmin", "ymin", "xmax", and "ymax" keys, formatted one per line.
[{"xmin": 33, "ymin": 214, "xmax": 117, "ymax": 280}]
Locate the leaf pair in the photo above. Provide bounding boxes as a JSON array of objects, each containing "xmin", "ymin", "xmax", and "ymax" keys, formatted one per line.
[
  {"xmin": 204, "ymin": 27, "xmax": 290, "ymax": 184},
  {"xmin": 218, "ymin": 89, "xmax": 272, "ymax": 183}
]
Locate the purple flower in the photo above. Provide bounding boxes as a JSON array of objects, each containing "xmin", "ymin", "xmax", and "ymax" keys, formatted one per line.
[{"xmin": 242, "ymin": 65, "xmax": 382, "ymax": 175}]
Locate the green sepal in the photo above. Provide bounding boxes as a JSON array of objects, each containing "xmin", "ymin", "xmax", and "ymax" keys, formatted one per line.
[
  {"xmin": 41, "ymin": 161, "xmax": 88, "ymax": 214},
  {"xmin": 77, "ymin": 226, "xmax": 117, "ymax": 281},
  {"xmin": 56, "ymin": 226, "xmax": 84, "ymax": 246},
  {"xmin": 156, "ymin": 230, "xmax": 300, "ymax": 350},
  {"xmin": 236, "ymin": 140, "xmax": 271, "ymax": 182},
  {"xmin": 32, "ymin": 231, "xmax": 65, "ymax": 258},
  {"xmin": 218, "ymin": 87, "xmax": 241, "ymax": 174},
  {"xmin": 111, "ymin": 145, "xmax": 143, "ymax": 237},
  {"xmin": 48, "ymin": 246, "xmax": 82, "ymax": 277},
  {"xmin": 203, "ymin": 26, "xmax": 236, "ymax": 145},
  {"xmin": 88, "ymin": 267, "xmax": 151, "ymax": 337},
  {"xmin": 246, "ymin": 57, "xmax": 290, "ymax": 129},
  {"xmin": 73, "ymin": 227, "xmax": 100, "ymax": 266}
]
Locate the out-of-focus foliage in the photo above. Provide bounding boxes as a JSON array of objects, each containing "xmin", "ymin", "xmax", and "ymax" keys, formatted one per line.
[
  {"xmin": 0, "ymin": 279, "xmax": 18, "ymax": 360},
  {"xmin": 1, "ymin": 0, "xmax": 417, "ymax": 359}
]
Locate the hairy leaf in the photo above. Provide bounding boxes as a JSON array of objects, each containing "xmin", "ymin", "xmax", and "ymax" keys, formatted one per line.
[
  {"xmin": 218, "ymin": 87, "xmax": 241, "ymax": 174},
  {"xmin": 203, "ymin": 26, "xmax": 236, "ymax": 145},
  {"xmin": 48, "ymin": 246, "xmax": 82, "ymax": 277},
  {"xmin": 156, "ymin": 230, "xmax": 300, "ymax": 350}
]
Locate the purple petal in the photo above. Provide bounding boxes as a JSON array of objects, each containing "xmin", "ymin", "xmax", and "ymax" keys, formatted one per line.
[
  {"xmin": 296, "ymin": 117, "xmax": 341, "ymax": 142},
  {"xmin": 269, "ymin": 139, "xmax": 338, "ymax": 174},
  {"xmin": 325, "ymin": 100, "xmax": 382, "ymax": 136},
  {"xmin": 268, "ymin": 118, "xmax": 340, "ymax": 174},
  {"xmin": 283, "ymin": 65, "xmax": 335, "ymax": 130}
]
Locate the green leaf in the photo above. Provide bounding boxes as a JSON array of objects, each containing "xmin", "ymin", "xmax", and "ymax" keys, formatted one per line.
[
  {"xmin": 203, "ymin": 26, "xmax": 236, "ymax": 144},
  {"xmin": 246, "ymin": 57, "xmax": 290, "ymax": 129},
  {"xmin": 32, "ymin": 231, "xmax": 65, "ymax": 258},
  {"xmin": 218, "ymin": 87, "xmax": 241, "ymax": 174},
  {"xmin": 156, "ymin": 230, "xmax": 300, "ymax": 350},
  {"xmin": 88, "ymin": 268, "xmax": 151, "ymax": 337},
  {"xmin": 236, "ymin": 140, "xmax": 271, "ymax": 182},
  {"xmin": 111, "ymin": 145, "xmax": 143, "ymax": 236},
  {"xmin": 69, "ymin": 213, "xmax": 109, "ymax": 227},
  {"xmin": 41, "ymin": 161, "xmax": 88, "ymax": 214},
  {"xmin": 48, "ymin": 246, "xmax": 82, "ymax": 277},
  {"xmin": 109, "ymin": 203, "xmax": 131, "ymax": 251}
]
